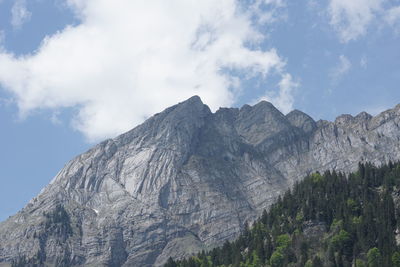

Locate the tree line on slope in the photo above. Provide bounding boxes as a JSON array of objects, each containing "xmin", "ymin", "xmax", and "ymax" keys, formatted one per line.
[{"xmin": 165, "ymin": 162, "xmax": 400, "ymax": 267}]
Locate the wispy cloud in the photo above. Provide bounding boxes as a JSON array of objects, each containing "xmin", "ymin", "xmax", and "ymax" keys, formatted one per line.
[
  {"xmin": 360, "ymin": 56, "xmax": 368, "ymax": 69},
  {"xmin": 256, "ymin": 73, "xmax": 298, "ymax": 114},
  {"xmin": 0, "ymin": 0, "xmax": 293, "ymax": 141},
  {"xmin": 50, "ymin": 111, "xmax": 62, "ymax": 125},
  {"xmin": 330, "ymin": 55, "xmax": 351, "ymax": 81},
  {"xmin": 0, "ymin": 96, "xmax": 14, "ymax": 108},
  {"xmin": 327, "ymin": 0, "xmax": 383, "ymax": 42},
  {"xmin": 11, "ymin": 0, "xmax": 32, "ymax": 29},
  {"xmin": 386, "ymin": 6, "xmax": 400, "ymax": 24},
  {"xmin": 249, "ymin": 0, "xmax": 287, "ymax": 24},
  {"xmin": 385, "ymin": 6, "xmax": 400, "ymax": 32}
]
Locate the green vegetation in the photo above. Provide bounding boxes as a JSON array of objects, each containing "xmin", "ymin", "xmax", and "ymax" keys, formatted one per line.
[{"xmin": 166, "ymin": 162, "xmax": 400, "ymax": 266}]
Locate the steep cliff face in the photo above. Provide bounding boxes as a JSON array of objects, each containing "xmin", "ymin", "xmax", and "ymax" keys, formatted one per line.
[{"xmin": 1, "ymin": 96, "xmax": 400, "ymax": 266}]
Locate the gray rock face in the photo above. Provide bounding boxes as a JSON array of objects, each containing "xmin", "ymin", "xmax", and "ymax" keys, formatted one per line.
[{"xmin": 1, "ymin": 96, "xmax": 400, "ymax": 266}]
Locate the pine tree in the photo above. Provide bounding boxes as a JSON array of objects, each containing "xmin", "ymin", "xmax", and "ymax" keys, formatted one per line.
[
  {"xmin": 165, "ymin": 257, "xmax": 177, "ymax": 267},
  {"xmin": 367, "ymin": 247, "xmax": 382, "ymax": 267},
  {"xmin": 270, "ymin": 251, "xmax": 284, "ymax": 267},
  {"xmin": 169, "ymin": 162, "xmax": 400, "ymax": 267},
  {"xmin": 312, "ymin": 256, "xmax": 323, "ymax": 267},
  {"xmin": 393, "ymin": 252, "xmax": 400, "ymax": 267}
]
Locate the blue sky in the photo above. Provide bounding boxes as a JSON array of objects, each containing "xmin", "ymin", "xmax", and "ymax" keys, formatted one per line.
[{"xmin": 0, "ymin": 0, "xmax": 399, "ymax": 221}]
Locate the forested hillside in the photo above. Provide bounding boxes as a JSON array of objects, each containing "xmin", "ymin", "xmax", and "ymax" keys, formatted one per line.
[{"xmin": 166, "ymin": 162, "xmax": 400, "ymax": 267}]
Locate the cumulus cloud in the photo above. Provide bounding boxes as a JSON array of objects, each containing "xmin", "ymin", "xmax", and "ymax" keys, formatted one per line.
[
  {"xmin": 328, "ymin": 0, "xmax": 382, "ymax": 42},
  {"xmin": 11, "ymin": 0, "xmax": 32, "ymax": 29},
  {"xmin": 0, "ymin": 0, "xmax": 294, "ymax": 141},
  {"xmin": 330, "ymin": 55, "xmax": 351, "ymax": 81},
  {"xmin": 256, "ymin": 73, "xmax": 298, "ymax": 114}
]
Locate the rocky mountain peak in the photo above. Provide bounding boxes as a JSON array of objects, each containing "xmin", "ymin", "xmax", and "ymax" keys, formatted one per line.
[
  {"xmin": 333, "ymin": 111, "xmax": 373, "ymax": 128},
  {"xmin": 355, "ymin": 111, "xmax": 372, "ymax": 121},
  {"xmin": 153, "ymin": 95, "xmax": 210, "ymax": 134},
  {"xmin": 334, "ymin": 114, "xmax": 355, "ymax": 125},
  {"xmin": 235, "ymin": 100, "xmax": 292, "ymax": 145},
  {"xmin": 118, "ymin": 95, "xmax": 211, "ymax": 146},
  {"xmin": 1, "ymin": 97, "xmax": 400, "ymax": 267},
  {"xmin": 286, "ymin": 109, "xmax": 317, "ymax": 134}
]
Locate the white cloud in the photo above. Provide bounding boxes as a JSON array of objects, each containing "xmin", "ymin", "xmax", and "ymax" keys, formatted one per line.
[
  {"xmin": 386, "ymin": 6, "xmax": 400, "ymax": 30},
  {"xmin": 256, "ymin": 73, "xmax": 298, "ymax": 114},
  {"xmin": 0, "ymin": 0, "xmax": 293, "ymax": 141},
  {"xmin": 386, "ymin": 6, "xmax": 400, "ymax": 23},
  {"xmin": 249, "ymin": 0, "xmax": 287, "ymax": 24},
  {"xmin": 328, "ymin": 0, "xmax": 383, "ymax": 42},
  {"xmin": 11, "ymin": 0, "xmax": 32, "ymax": 29},
  {"xmin": 360, "ymin": 56, "xmax": 368, "ymax": 68},
  {"xmin": 330, "ymin": 55, "xmax": 351, "ymax": 81},
  {"xmin": 0, "ymin": 97, "xmax": 13, "ymax": 107},
  {"xmin": 50, "ymin": 111, "xmax": 62, "ymax": 125}
]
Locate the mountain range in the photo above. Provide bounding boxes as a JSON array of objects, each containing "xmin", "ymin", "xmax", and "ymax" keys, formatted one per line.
[{"xmin": 1, "ymin": 96, "xmax": 400, "ymax": 266}]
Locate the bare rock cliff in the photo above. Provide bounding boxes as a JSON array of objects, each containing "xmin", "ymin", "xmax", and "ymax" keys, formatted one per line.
[{"xmin": 1, "ymin": 96, "xmax": 400, "ymax": 266}]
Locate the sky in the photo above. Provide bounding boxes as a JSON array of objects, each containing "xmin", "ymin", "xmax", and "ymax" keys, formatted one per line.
[{"xmin": 0, "ymin": 0, "xmax": 399, "ymax": 221}]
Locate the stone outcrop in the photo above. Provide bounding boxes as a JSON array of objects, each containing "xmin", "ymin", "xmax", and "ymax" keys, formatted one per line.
[{"xmin": 1, "ymin": 96, "xmax": 400, "ymax": 266}]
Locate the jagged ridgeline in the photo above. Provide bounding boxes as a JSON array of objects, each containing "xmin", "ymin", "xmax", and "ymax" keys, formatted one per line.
[
  {"xmin": 2, "ymin": 97, "xmax": 400, "ymax": 266},
  {"xmin": 167, "ymin": 162, "xmax": 400, "ymax": 267}
]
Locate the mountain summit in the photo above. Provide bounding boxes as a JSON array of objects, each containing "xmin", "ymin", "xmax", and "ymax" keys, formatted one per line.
[{"xmin": 1, "ymin": 97, "xmax": 400, "ymax": 266}]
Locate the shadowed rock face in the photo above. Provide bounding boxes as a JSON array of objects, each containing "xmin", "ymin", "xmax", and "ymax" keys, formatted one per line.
[{"xmin": 1, "ymin": 96, "xmax": 400, "ymax": 266}]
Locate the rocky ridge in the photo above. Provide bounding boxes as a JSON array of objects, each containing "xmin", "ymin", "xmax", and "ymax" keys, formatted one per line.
[{"xmin": 1, "ymin": 96, "xmax": 400, "ymax": 266}]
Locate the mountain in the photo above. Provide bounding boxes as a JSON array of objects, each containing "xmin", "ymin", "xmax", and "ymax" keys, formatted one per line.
[
  {"xmin": 168, "ymin": 162, "xmax": 400, "ymax": 267},
  {"xmin": 1, "ymin": 96, "xmax": 400, "ymax": 266}
]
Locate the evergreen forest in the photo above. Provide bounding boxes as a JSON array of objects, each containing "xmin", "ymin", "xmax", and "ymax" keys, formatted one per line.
[{"xmin": 165, "ymin": 162, "xmax": 400, "ymax": 267}]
